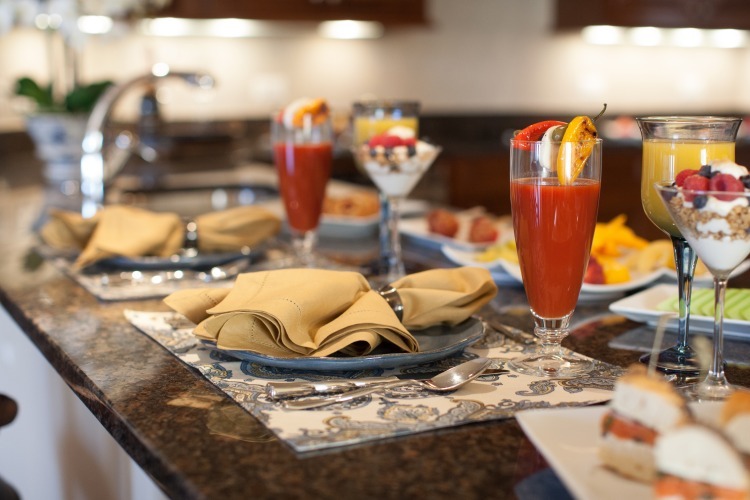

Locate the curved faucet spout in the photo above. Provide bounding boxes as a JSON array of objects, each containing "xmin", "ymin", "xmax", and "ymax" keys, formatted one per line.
[{"xmin": 80, "ymin": 69, "xmax": 215, "ymax": 217}]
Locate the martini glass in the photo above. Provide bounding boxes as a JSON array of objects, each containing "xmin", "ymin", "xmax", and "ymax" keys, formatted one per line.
[
  {"xmin": 508, "ymin": 137, "xmax": 602, "ymax": 377},
  {"xmin": 636, "ymin": 116, "xmax": 741, "ymax": 374},
  {"xmin": 271, "ymin": 109, "xmax": 333, "ymax": 267},
  {"xmin": 354, "ymin": 138, "xmax": 441, "ymax": 283},
  {"xmin": 656, "ymin": 182, "xmax": 750, "ymax": 400},
  {"xmin": 352, "ymin": 100, "xmax": 420, "ymax": 282}
]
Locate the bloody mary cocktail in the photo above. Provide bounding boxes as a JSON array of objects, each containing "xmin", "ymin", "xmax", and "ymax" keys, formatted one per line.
[
  {"xmin": 273, "ymin": 142, "xmax": 332, "ymax": 232},
  {"xmin": 271, "ymin": 97, "xmax": 333, "ymax": 267},
  {"xmin": 511, "ymin": 177, "xmax": 600, "ymax": 319},
  {"xmin": 508, "ymin": 130, "xmax": 601, "ymax": 378}
]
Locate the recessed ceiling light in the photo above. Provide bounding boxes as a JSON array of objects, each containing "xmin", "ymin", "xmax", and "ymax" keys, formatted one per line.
[{"xmin": 317, "ymin": 20, "xmax": 384, "ymax": 39}]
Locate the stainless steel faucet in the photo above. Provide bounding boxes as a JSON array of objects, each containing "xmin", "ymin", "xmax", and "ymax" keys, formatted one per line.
[{"xmin": 80, "ymin": 68, "xmax": 215, "ymax": 217}]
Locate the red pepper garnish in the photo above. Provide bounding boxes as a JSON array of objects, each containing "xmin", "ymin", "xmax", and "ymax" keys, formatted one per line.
[{"xmin": 512, "ymin": 120, "xmax": 566, "ymax": 150}]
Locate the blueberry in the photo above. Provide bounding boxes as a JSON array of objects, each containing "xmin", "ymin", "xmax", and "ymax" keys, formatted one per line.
[
  {"xmin": 693, "ymin": 195, "xmax": 708, "ymax": 208},
  {"xmin": 698, "ymin": 165, "xmax": 715, "ymax": 178},
  {"xmin": 741, "ymin": 175, "xmax": 750, "ymax": 190}
]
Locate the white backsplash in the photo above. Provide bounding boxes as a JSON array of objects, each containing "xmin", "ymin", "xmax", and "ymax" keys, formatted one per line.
[{"xmin": 2, "ymin": 0, "xmax": 750, "ymax": 130}]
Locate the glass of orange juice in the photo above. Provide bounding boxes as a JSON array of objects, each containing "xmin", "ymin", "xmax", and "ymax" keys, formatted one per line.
[
  {"xmin": 508, "ymin": 137, "xmax": 602, "ymax": 377},
  {"xmin": 636, "ymin": 116, "xmax": 741, "ymax": 375}
]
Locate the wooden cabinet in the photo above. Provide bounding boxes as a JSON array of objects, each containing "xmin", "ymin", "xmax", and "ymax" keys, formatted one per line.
[
  {"xmin": 556, "ymin": 0, "xmax": 750, "ymax": 31},
  {"xmin": 156, "ymin": 0, "xmax": 427, "ymax": 25}
]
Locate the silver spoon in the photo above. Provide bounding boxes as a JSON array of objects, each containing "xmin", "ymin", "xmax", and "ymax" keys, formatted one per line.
[{"xmin": 281, "ymin": 357, "xmax": 493, "ymax": 410}]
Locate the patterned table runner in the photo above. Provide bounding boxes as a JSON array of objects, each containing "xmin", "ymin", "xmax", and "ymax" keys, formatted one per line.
[{"xmin": 126, "ymin": 310, "xmax": 622, "ymax": 453}]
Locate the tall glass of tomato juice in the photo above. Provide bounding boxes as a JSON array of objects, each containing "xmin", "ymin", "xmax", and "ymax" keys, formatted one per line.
[
  {"xmin": 508, "ymin": 138, "xmax": 602, "ymax": 377},
  {"xmin": 272, "ymin": 108, "xmax": 333, "ymax": 267}
]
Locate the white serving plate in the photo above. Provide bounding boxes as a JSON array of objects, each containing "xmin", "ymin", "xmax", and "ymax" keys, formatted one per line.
[
  {"xmin": 516, "ymin": 402, "xmax": 722, "ymax": 500},
  {"xmin": 609, "ymin": 283, "xmax": 750, "ymax": 338},
  {"xmin": 441, "ymin": 245, "xmax": 665, "ymax": 300},
  {"xmin": 399, "ymin": 209, "xmax": 513, "ymax": 251}
]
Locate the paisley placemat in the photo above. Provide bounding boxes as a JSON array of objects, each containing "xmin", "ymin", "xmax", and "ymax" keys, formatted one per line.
[{"xmin": 126, "ymin": 310, "xmax": 622, "ymax": 453}]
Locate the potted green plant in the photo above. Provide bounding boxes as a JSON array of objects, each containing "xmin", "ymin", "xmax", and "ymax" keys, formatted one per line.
[{"xmin": 15, "ymin": 76, "xmax": 112, "ymax": 195}]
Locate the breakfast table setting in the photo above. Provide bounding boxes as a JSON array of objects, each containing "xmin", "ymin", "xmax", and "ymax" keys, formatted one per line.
[{"xmin": 3, "ymin": 104, "xmax": 750, "ymax": 499}]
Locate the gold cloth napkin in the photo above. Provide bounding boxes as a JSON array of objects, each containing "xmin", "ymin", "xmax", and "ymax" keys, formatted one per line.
[
  {"xmin": 40, "ymin": 205, "xmax": 281, "ymax": 269},
  {"xmin": 163, "ymin": 267, "xmax": 497, "ymax": 358}
]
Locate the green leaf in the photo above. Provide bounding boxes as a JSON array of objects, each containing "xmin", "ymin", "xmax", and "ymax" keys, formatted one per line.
[
  {"xmin": 64, "ymin": 80, "xmax": 113, "ymax": 113},
  {"xmin": 14, "ymin": 77, "xmax": 54, "ymax": 109}
]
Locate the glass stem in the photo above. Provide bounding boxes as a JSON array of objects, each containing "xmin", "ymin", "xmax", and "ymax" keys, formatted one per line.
[
  {"xmin": 378, "ymin": 192, "xmax": 392, "ymax": 274},
  {"xmin": 385, "ymin": 196, "xmax": 404, "ymax": 282},
  {"xmin": 708, "ymin": 277, "xmax": 728, "ymax": 385},
  {"xmin": 292, "ymin": 229, "xmax": 317, "ymax": 267},
  {"xmin": 671, "ymin": 236, "xmax": 697, "ymax": 351}
]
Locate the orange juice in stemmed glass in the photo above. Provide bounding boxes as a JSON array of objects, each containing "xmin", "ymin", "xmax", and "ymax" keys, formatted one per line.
[{"xmin": 637, "ymin": 116, "xmax": 740, "ymax": 375}]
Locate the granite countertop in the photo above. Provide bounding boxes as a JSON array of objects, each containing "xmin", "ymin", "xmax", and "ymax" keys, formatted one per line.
[{"xmin": 1, "ymin": 182, "xmax": 750, "ymax": 499}]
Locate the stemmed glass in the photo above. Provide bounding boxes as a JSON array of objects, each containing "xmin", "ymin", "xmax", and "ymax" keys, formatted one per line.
[
  {"xmin": 655, "ymin": 181, "xmax": 750, "ymax": 399},
  {"xmin": 508, "ymin": 137, "xmax": 602, "ymax": 377},
  {"xmin": 271, "ymin": 103, "xmax": 333, "ymax": 267},
  {"xmin": 351, "ymin": 100, "xmax": 441, "ymax": 282},
  {"xmin": 636, "ymin": 117, "xmax": 741, "ymax": 374}
]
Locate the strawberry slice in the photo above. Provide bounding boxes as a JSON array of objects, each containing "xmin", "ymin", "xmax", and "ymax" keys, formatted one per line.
[
  {"xmin": 512, "ymin": 120, "xmax": 566, "ymax": 150},
  {"xmin": 709, "ymin": 173, "xmax": 745, "ymax": 201}
]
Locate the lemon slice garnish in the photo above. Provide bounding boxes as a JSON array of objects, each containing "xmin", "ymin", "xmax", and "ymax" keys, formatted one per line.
[{"xmin": 557, "ymin": 115, "xmax": 598, "ymax": 185}]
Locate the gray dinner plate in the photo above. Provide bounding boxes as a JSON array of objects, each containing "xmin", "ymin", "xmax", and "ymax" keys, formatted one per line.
[{"xmin": 203, "ymin": 317, "xmax": 484, "ymax": 371}]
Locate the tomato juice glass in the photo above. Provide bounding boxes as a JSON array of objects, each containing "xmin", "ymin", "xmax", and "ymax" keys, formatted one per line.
[
  {"xmin": 508, "ymin": 137, "xmax": 602, "ymax": 377},
  {"xmin": 272, "ymin": 113, "xmax": 333, "ymax": 267}
]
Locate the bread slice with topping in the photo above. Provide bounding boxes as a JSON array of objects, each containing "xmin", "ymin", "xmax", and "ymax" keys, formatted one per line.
[
  {"xmin": 654, "ymin": 424, "xmax": 750, "ymax": 499},
  {"xmin": 599, "ymin": 364, "xmax": 692, "ymax": 483},
  {"xmin": 721, "ymin": 391, "xmax": 750, "ymax": 463}
]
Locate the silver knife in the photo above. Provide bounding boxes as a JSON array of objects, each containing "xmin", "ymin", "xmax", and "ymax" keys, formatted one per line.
[
  {"xmin": 266, "ymin": 377, "xmax": 402, "ymax": 399},
  {"xmin": 484, "ymin": 318, "xmax": 538, "ymax": 345}
]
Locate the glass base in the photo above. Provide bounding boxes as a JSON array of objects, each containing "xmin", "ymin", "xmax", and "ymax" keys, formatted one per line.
[
  {"xmin": 639, "ymin": 345, "xmax": 701, "ymax": 375},
  {"xmin": 680, "ymin": 378, "xmax": 735, "ymax": 401},
  {"xmin": 508, "ymin": 350, "xmax": 593, "ymax": 378}
]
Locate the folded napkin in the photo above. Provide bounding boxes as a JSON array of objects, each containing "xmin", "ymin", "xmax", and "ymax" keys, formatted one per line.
[
  {"xmin": 40, "ymin": 205, "xmax": 281, "ymax": 269},
  {"xmin": 163, "ymin": 267, "xmax": 497, "ymax": 358}
]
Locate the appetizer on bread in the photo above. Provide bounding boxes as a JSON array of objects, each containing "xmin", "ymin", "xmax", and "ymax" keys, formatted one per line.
[
  {"xmin": 721, "ymin": 390, "xmax": 750, "ymax": 460},
  {"xmin": 654, "ymin": 424, "xmax": 750, "ymax": 500},
  {"xmin": 599, "ymin": 365, "xmax": 692, "ymax": 483}
]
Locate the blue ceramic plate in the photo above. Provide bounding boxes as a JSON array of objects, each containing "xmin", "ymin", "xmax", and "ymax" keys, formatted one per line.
[{"xmin": 203, "ymin": 317, "xmax": 484, "ymax": 371}]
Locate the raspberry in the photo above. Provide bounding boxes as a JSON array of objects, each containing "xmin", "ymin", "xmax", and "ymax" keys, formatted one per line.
[
  {"xmin": 367, "ymin": 133, "xmax": 388, "ymax": 148},
  {"xmin": 709, "ymin": 173, "xmax": 745, "ymax": 201},
  {"xmin": 682, "ymin": 174, "xmax": 709, "ymax": 202},
  {"xmin": 380, "ymin": 135, "xmax": 403, "ymax": 149},
  {"xmin": 675, "ymin": 169, "xmax": 699, "ymax": 187}
]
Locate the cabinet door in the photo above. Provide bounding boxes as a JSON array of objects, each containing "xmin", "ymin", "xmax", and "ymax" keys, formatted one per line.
[{"xmin": 157, "ymin": 0, "xmax": 427, "ymax": 25}]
